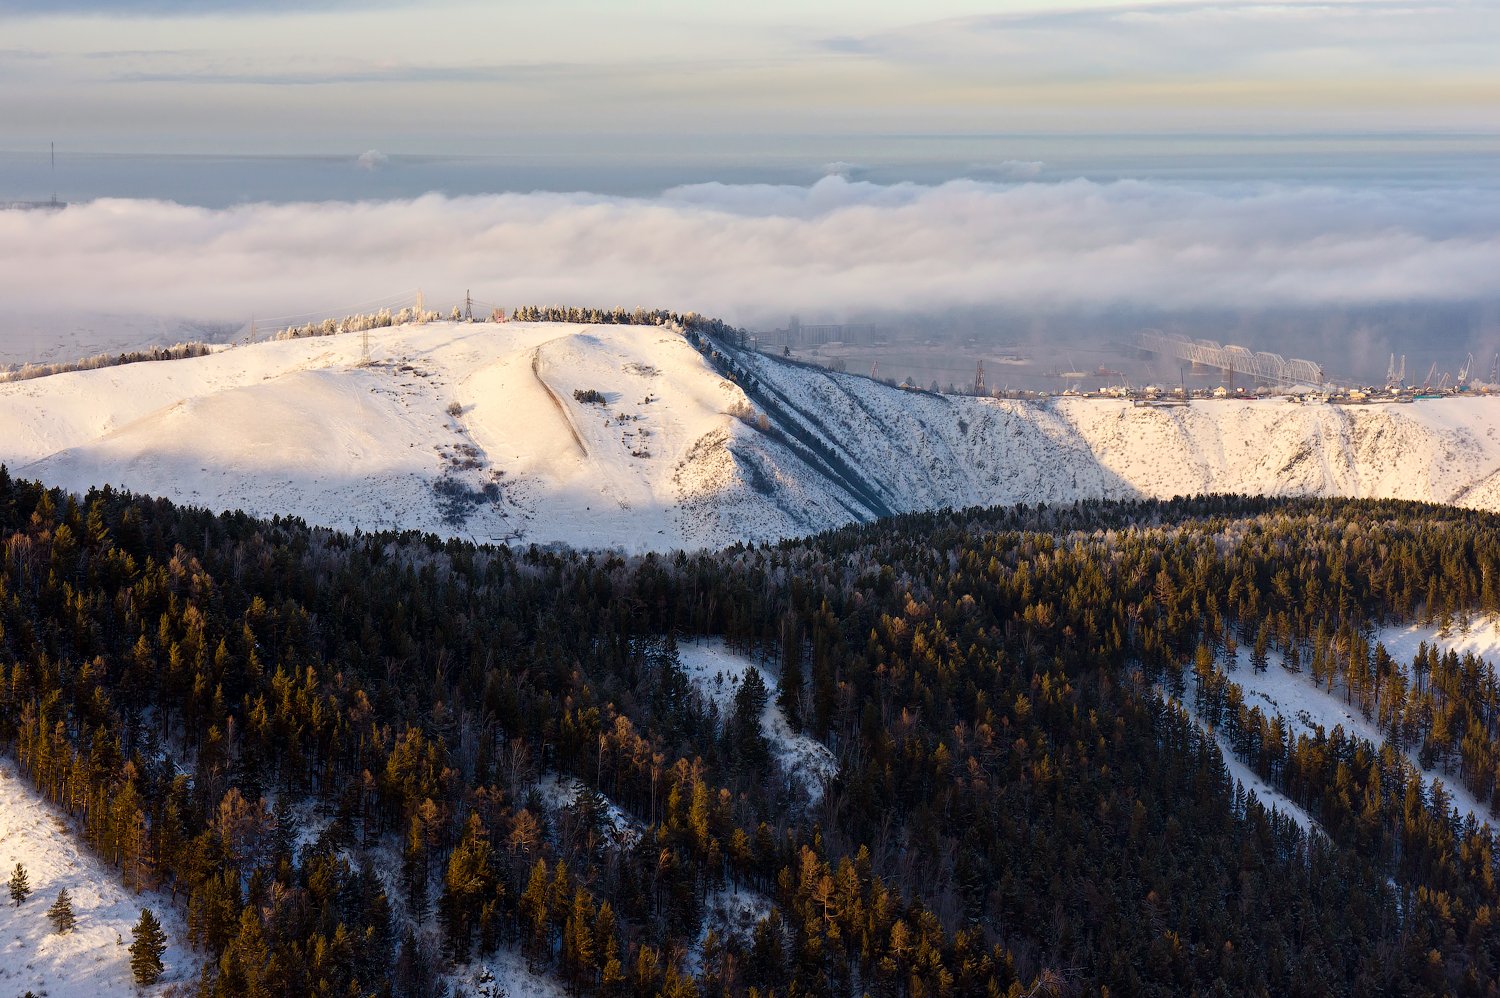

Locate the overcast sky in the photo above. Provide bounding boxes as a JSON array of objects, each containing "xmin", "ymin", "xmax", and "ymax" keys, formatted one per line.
[{"xmin": 2, "ymin": 0, "xmax": 1497, "ymax": 152}]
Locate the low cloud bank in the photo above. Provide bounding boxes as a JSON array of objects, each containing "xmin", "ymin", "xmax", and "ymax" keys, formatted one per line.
[{"xmin": 1, "ymin": 176, "xmax": 1496, "ymax": 334}]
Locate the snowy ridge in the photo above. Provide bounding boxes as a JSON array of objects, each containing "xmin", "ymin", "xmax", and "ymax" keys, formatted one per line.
[
  {"xmin": 6, "ymin": 321, "xmax": 1500, "ymax": 551},
  {"xmin": 0, "ymin": 756, "xmax": 195, "ymax": 998}
]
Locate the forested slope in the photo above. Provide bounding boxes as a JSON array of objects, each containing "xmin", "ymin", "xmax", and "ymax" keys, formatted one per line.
[{"xmin": 4, "ymin": 468, "xmax": 1500, "ymax": 995}]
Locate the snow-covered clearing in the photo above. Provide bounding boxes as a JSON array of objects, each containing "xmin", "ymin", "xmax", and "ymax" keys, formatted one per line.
[
  {"xmin": 676, "ymin": 639, "xmax": 838, "ymax": 806},
  {"xmin": 7, "ymin": 320, "xmax": 1500, "ymax": 552},
  {"xmin": 0, "ymin": 756, "xmax": 195, "ymax": 998},
  {"xmin": 1186, "ymin": 712, "xmax": 1319, "ymax": 835},
  {"xmin": 1378, "ymin": 617, "xmax": 1500, "ymax": 667},
  {"xmin": 533, "ymin": 774, "xmax": 642, "ymax": 848}
]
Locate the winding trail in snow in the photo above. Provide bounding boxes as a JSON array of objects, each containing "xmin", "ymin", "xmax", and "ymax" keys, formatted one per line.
[{"xmin": 530, "ymin": 339, "xmax": 588, "ymax": 458}]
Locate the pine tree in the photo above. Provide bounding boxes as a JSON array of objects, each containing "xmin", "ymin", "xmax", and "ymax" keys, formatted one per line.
[
  {"xmin": 439, "ymin": 812, "xmax": 496, "ymax": 962},
  {"xmin": 219, "ymin": 905, "xmax": 270, "ymax": 998},
  {"xmin": 519, "ymin": 858, "xmax": 551, "ymax": 962},
  {"xmin": 129, "ymin": 908, "xmax": 167, "ymax": 987},
  {"xmin": 8, "ymin": 863, "xmax": 29, "ymax": 906},
  {"xmin": 46, "ymin": 888, "xmax": 75, "ymax": 933}
]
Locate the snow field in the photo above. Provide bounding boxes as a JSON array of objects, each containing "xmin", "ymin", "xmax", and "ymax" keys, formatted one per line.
[
  {"xmin": 683, "ymin": 885, "xmax": 773, "ymax": 978},
  {"xmin": 0, "ymin": 756, "xmax": 195, "ymax": 998},
  {"xmin": 1378, "ymin": 617, "xmax": 1500, "ymax": 668},
  {"xmin": 450, "ymin": 950, "xmax": 569, "ymax": 998},
  {"xmin": 8, "ymin": 320, "xmax": 1500, "ymax": 553}
]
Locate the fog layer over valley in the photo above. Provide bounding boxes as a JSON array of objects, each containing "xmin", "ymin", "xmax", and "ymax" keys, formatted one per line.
[{"xmin": 1, "ymin": 175, "xmax": 1496, "ymax": 365}]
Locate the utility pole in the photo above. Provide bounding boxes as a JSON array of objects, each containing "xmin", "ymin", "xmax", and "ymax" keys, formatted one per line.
[
  {"xmin": 974, "ymin": 359, "xmax": 985, "ymax": 396},
  {"xmin": 415, "ymin": 288, "xmax": 425, "ymax": 322},
  {"xmin": 248, "ymin": 315, "xmax": 256, "ymax": 344},
  {"xmin": 465, "ymin": 290, "xmax": 472, "ymax": 322}
]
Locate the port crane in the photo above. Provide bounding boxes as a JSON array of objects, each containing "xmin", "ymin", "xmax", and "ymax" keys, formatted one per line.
[{"xmin": 1386, "ymin": 354, "xmax": 1406, "ymax": 390}]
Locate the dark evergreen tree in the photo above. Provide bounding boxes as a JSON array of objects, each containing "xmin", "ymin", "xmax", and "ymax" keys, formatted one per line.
[
  {"xmin": 130, "ymin": 908, "xmax": 167, "ymax": 987},
  {"xmin": 46, "ymin": 888, "xmax": 75, "ymax": 933},
  {"xmin": 8, "ymin": 863, "xmax": 29, "ymax": 906}
]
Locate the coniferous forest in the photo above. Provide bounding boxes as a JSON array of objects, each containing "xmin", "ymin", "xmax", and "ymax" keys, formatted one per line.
[{"xmin": 4, "ymin": 465, "xmax": 1500, "ymax": 996}]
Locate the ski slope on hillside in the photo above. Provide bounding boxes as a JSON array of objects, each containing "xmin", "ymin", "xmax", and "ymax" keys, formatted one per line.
[
  {"xmin": 6, "ymin": 321, "xmax": 1500, "ymax": 551},
  {"xmin": 0, "ymin": 757, "xmax": 194, "ymax": 998}
]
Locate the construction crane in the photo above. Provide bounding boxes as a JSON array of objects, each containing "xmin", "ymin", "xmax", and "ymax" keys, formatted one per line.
[
  {"xmin": 1422, "ymin": 362, "xmax": 1439, "ymax": 392},
  {"xmin": 1459, "ymin": 353, "xmax": 1475, "ymax": 389}
]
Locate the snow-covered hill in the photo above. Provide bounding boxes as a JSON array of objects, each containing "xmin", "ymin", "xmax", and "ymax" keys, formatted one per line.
[{"xmin": 6, "ymin": 320, "xmax": 1500, "ymax": 550}]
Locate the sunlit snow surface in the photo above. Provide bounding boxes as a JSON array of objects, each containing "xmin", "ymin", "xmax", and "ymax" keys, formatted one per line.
[
  {"xmin": 0, "ymin": 757, "xmax": 195, "ymax": 998},
  {"xmin": 7, "ymin": 321, "xmax": 1500, "ymax": 552},
  {"xmin": 1379, "ymin": 618, "xmax": 1500, "ymax": 667}
]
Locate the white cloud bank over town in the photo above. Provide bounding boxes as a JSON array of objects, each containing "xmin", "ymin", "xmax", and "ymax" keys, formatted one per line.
[{"xmin": 1, "ymin": 176, "xmax": 1496, "ymax": 335}]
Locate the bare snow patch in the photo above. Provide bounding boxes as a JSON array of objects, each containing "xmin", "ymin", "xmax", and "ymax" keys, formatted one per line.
[
  {"xmin": 1379, "ymin": 617, "xmax": 1500, "ymax": 667},
  {"xmin": 533, "ymin": 774, "xmax": 642, "ymax": 847},
  {"xmin": 684, "ymin": 886, "xmax": 774, "ymax": 978},
  {"xmin": 451, "ymin": 948, "xmax": 568, "ymax": 998},
  {"xmin": 676, "ymin": 639, "xmax": 760, "ymax": 714}
]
